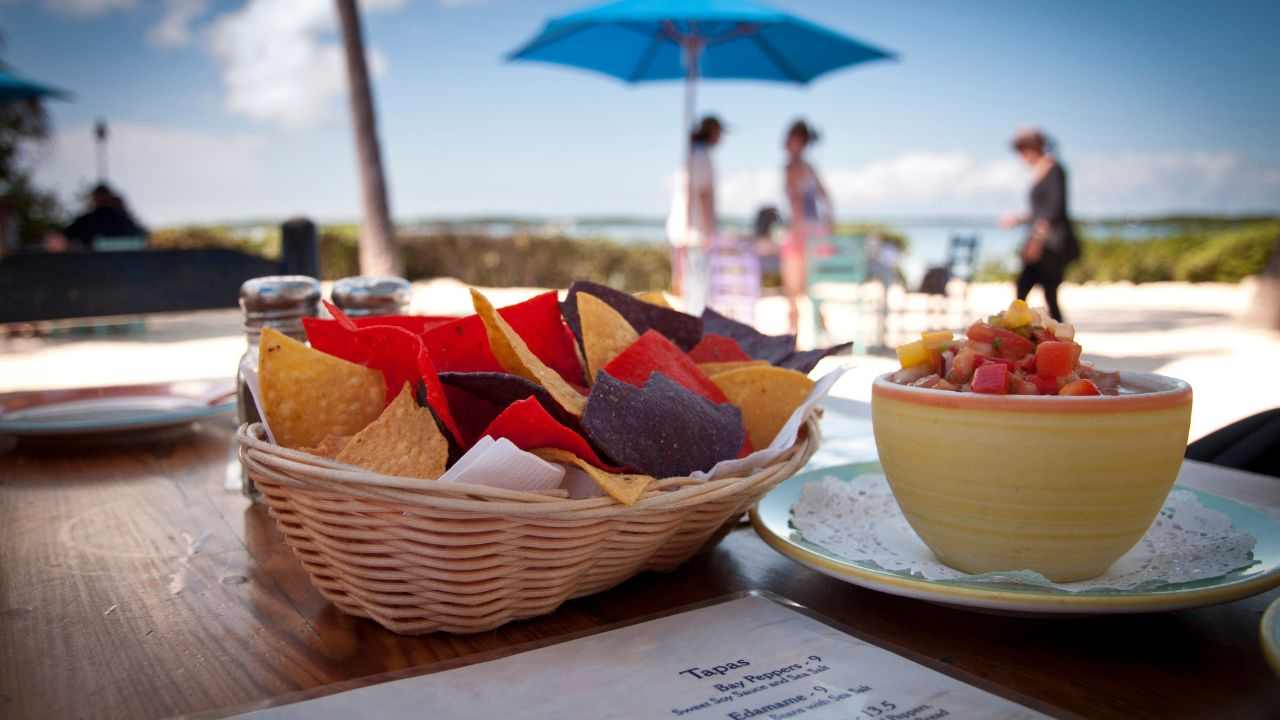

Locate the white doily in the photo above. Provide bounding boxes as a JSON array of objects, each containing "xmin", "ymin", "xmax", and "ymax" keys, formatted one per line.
[{"xmin": 790, "ymin": 473, "xmax": 1258, "ymax": 592}]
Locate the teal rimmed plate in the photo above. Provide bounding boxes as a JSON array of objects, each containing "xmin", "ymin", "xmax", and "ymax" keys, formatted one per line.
[
  {"xmin": 1263, "ymin": 597, "xmax": 1280, "ymax": 674},
  {"xmin": 751, "ymin": 462, "xmax": 1280, "ymax": 615}
]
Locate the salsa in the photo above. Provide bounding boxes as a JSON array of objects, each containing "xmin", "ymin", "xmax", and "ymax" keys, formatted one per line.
[{"xmin": 889, "ymin": 299, "xmax": 1120, "ymax": 395}]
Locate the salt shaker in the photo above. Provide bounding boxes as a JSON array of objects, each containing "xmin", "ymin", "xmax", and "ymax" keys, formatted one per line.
[
  {"xmin": 236, "ymin": 275, "xmax": 321, "ymax": 502},
  {"xmin": 331, "ymin": 276, "xmax": 412, "ymax": 317}
]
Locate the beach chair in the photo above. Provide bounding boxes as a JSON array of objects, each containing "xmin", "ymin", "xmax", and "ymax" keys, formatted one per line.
[{"xmin": 806, "ymin": 234, "xmax": 868, "ymax": 347}]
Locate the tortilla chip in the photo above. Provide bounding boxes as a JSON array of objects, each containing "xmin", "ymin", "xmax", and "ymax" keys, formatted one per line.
[
  {"xmin": 602, "ymin": 330, "xmax": 727, "ymax": 404},
  {"xmin": 471, "ymin": 288, "xmax": 587, "ymax": 416},
  {"xmin": 532, "ymin": 448, "xmax": 653, "ymax": 506},
  {"xmin": 305, "ymin": 305, "xmax": 462, "ymax": 444},
  {"xmin": 689, "ymin": 333, "xmax": 753, "ymax": 363},
  {"xmin": 712, "ymin": 366, "xmax": 816, "ymax": 450},
  {"xmin": 699, "ymin": 360, "xmax": 770, "ymax": 377},
  {"xmin": 301, "ymin": 434, "xmax": 352, "ymax": 459},
  {"xmin": 701, "ymin": 307, "xmax": 796, "ymax": 364},
  {"xmin": 336, "ymin": 383, "xmax": 449, "ymax": 479},
  {"xmin": 483, "ymin": 397, "xmax": 617, "ymax": 470},
  {"xmin": 421, "ymin": 292, "xmax": 585, "ymax": 386},
  {"xmin": 777, "ymin": 342, "xmax": 854, "ymax": 373},
  {"xmin": 633, "ymin": 290, "xmax": 673, "ymax": 308},
  {"xmin": 578, "ymin": 292, "xmax": 640, "ymax": 384},
  {"xmin": 582, "ymin": 372, "xmax": 744, "ymax": 478},
  {"xmin": 439, "ymin": 371, "xmax": 580, "ymax": 446},
  {"xmin": 562, "ymin": 281, "xmax": 703, "ymax": 351},
  {"xmin": 259, "ymin": 327, "xmax": 386, "ymax": 449}
]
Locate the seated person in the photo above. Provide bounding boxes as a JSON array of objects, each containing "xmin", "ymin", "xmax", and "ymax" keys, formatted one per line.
[{"xmin": 62, "ymin": 184, "xmax": 148, "ymax": 250}]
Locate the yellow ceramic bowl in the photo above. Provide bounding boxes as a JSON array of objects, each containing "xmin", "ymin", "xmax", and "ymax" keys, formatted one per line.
[{"xmin": 871, "ymin": 371, "xmax": 1192, "ymax": 582}]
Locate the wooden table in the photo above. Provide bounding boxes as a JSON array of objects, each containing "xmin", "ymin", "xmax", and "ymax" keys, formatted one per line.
[{"xmin": 2, "ymin": 404, "xmax": 1278, "ymax": 720}]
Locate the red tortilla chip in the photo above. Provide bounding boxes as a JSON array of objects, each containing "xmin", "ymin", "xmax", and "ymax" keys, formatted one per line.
[
  {"xmin": 602, "ymin": 330, "xmax": 728, "ymax": 405},
  {"xmin": 688, "ymin": 333, "xmax": 752, "ymax": 363},
  {"xmin": 479, "ymin": 397, "xmax": 618, "ymax": 470},
  {"xmin": 439, "ymin": 371, "xmax": 582, "ymax": 449},
  {"xmin": 420, "ymin": 292, "xmax": 584, "ymax": 386},
  {"xmin": 305, "ymin": 302, "xmax": 461, "ymax": 444},
  {"xmin": 420, "ymin": 315, "xmax": 505, "ymax": 374}
]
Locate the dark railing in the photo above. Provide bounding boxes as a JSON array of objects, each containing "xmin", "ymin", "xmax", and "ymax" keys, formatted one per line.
[{"xmin": 0, "ymin": 218, "xmax": 319, "ymax": 324}]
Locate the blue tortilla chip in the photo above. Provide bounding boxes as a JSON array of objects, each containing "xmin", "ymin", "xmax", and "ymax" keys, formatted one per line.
[
  {"xmin": 701, "ymin": 308, "xmax": 850, "ymax": 372},
  {"xmin": 778, "ymin": 342, "xmax": 854, "ymax": 373},
  {"xmin": 562, "ymin": 281, "xmax": 703, "ymax": 351},
  {"xmin": 582, "ymin": 371, "xmax": 744, "ymax": 478},
  {"xmin": 700, "ymin": 307, "xmax": 795, "ymax": 364},
  {"xmin": 438, "ymin": 371, "xmax": 581, "ymax": 446}
]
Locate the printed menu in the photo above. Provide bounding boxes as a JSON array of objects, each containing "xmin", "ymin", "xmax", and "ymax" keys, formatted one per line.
[{"xmin": 230, "ymin": 595, "xmax": 1047, "ymax": 719}]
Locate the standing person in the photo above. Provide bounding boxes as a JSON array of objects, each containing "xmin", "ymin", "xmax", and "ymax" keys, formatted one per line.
[
  {"xmin": 781, "ymin": 119, "xmax": 833, "ymax": 334},
  {"xmin": 1000, "ymin": 128, "xmax": 1079, "ymax": 322},
  {"xmin": 666, "ymin": 116, "xmax": 725, "ymax": 310}
]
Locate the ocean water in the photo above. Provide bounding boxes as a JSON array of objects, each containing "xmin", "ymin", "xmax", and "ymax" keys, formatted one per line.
[{"xmin": 450, "ymin": 218, "xmax": 1167, "ymax": 289}]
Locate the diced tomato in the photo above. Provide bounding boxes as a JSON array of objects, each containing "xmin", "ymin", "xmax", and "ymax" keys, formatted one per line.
[
  {"xmin": 1016, "ymin": 354, "xmax": 1038, "ymax": 372},
  {"xmin": 1029, "ymin": 374, "xmax": 1061, "ymax": 395},
  {"xmin": 1035, "ymin": 341, "xmax": 1079, "ymax": 378},
  {"xmin": 968, "ymin": 323, "xmax": 1033, "ymax": 360},
  {"xmin": 928, "ymin": 350, "xmax": 944, "ymax": 376},
  {"xmin": 966, "ymin": 322, "xmax": 997, "ymax": 344},
  {"xmin": 971, "ymin": 363, "xmax": 1009, "ymax": 395},
  {"xmin": 1059, "ymin": 379, "xmax": 1101, "ymax": 396}
]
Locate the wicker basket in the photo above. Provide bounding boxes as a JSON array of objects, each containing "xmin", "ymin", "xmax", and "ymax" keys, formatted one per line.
[{"xmin": 236, "ymin": 411, "xmax": 820, "ymax": 634}]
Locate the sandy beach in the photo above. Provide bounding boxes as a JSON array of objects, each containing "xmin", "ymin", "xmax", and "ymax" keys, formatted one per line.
[{"xmin": 2, "ymin": 279, "xmax": 1276, "ymax": 442}]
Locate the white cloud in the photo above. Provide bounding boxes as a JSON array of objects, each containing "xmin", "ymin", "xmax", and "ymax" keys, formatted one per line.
[
  {"xmin": 30, "ymin": 123, "xmax": 294, "ymax": 225},
  {"xmin": 147, "ymin": 0, "xmax": 209, "ymax": 48},
  {"xmin": 207, "ymin": 0, "xmax": 401, "ymax": 129},
  {"xmin": 718, "ymin": 150, "xmax": 1280, "ymax": 218},
  {"xmin": 40, "ymin": 0, "xmax": 134, "ymax": 17}
]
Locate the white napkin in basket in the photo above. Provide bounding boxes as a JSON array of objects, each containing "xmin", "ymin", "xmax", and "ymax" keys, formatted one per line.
[{"xmin": 439, "ymin": 436, "xmax": 565, "ymax": 491}]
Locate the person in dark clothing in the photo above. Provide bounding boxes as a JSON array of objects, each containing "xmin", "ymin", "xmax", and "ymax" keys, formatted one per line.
[
  {"xmin": 1000, "ymin": 128, "xmax": 1079, "ymax": 322},
  {"xmin": 1186, "ymin": 409, "xmax": 1280, "ymax": 479},
  {"xmin": 62, "ymin": 183, "xmax": 148, "ymax": 250}
]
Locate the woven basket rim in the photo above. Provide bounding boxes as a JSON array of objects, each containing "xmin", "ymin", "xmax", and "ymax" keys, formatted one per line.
[{"xmin": 236, "ymin": 409, "xmax": 821, "ymax": 515}]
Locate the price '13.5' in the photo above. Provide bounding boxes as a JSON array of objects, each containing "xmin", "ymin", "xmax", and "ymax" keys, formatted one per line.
[{"xmin": 861, "ymin": 699, "xmax": 897, "ymax": 717}]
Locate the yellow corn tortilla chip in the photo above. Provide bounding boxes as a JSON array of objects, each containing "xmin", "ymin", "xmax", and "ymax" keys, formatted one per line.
[
  {"xmin": 259, "ymin": 327, "xmax": 386, "ymax": 449},
  {"xmin": 578, "ymin": 292, "xmax": 640, "ymax": 384},
  {"xmin": 633, "ymin": 290, "xmax": 673, "ymax": 309},
  {"xmin": 698, "ymin": 360, "xmax": 770, "ymax": 377},
  {"xmin": 532, "ymin": 448, "xmax": 654, "ymax": 506},
  {"xmin": 471, "ymin": 288, "xmax": 586, "ymax": 416},
  {"xmin": 301, "ymin": 434, "xmax": 352, "ymax": 459},
  {"xmin": 336, "ymin": 383, "xmax": 449, "ymax": 479},
  {"xmin": 711, "ymin": 366, "xmax": 815, "ymax": 450}
]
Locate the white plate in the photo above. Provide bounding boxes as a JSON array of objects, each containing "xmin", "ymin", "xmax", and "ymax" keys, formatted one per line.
[
  {"xmin": 752, "ymin": 461, "xmax": 1280, "ymax": 615},
  {"xmin": 0, "ymin": 380, "xmax": 235, "ymax": 437}
]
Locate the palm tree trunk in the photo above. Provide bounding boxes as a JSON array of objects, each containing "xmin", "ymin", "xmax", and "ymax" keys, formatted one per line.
[{"xmin": 335, "ymin": 0, "xmax": 402, "ymax": 277}]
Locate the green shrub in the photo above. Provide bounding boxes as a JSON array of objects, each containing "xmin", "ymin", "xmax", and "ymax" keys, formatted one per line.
[
  {"xmin": 1174, "ymin": 221, "xmax": 1280, "ymax": 282},
  {"xmin": 1066, "ymin": 221, "xmax": 1278, "ymax": 284}
]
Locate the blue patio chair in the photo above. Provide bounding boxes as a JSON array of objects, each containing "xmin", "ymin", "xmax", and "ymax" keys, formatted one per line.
[{"xmin": 806, "ymin": 234, "xmax": 868, "ymax": 347}]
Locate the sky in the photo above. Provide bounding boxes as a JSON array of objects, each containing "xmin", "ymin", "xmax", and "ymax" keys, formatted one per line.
[{"xmin": 4, "ymin": 0, "xmax": 1280, "ymax": 226}]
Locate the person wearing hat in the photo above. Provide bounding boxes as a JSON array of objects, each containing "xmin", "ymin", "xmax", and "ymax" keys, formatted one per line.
[
  {"xmin": 1000, "ymin": 127, "xmax": 1079, "ymax": 322},
  {"xmin": 666, "ymin": 114, "xmax": 724, "ymax": 313},
  {"xmin": 782, "ymin": 118, "xmax": 833, "ymax": 334}
]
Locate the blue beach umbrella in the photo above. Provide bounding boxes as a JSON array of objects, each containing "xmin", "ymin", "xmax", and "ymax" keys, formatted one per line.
[
  {"xmin": 508, "ymin": 0, "xmax": 895, "ymax": 139},
  {"xmin": 0, "ymin": 68, "xmax": 71, "ymax": 102}
]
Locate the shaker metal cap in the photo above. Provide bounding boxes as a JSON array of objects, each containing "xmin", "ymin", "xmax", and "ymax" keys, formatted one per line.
[
  {"xmin": 331, "ymin": 276, "xmax": 412, "ymax": 315},
  {"xmin": 239, "ymin": 275, "xmax": 322, "ymax": 316}
]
